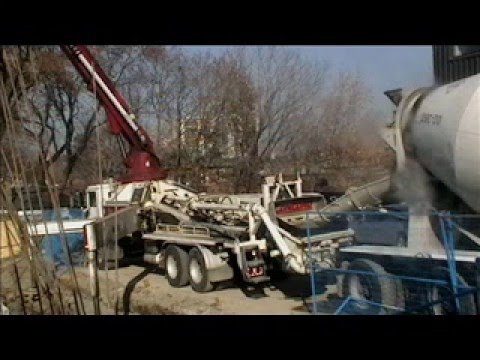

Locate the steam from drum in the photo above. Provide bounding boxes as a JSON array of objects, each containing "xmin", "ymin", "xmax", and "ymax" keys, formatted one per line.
[{"xmin": 391, "ymin": 157, "xmax": 433, "ymax": 215}]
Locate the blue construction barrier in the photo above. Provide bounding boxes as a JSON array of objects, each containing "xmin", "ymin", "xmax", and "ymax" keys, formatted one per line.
[
  {"xmin": 41, "ymin": 233, "xmax": 85, "ymax": 268},
  {"xmin": 40, "ymin": 208, "xmax": 86, "ymax": 271}
]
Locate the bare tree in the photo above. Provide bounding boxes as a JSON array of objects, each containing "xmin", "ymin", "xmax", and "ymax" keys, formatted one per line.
[
  {"xmin": 220, "ymin": 47, "xmax": 328, "ymax": 191},
  {"xmin": 293, "ymin": 71, "xmax": 393, "ymax": 189},
  {"xmin": 202, "ymin": 54, "xmax": 258, "ymax": 192},
  {"xmin": 3, "ymin": 45, "xmax": 393, "ymax": 196},
  {"xmin": 0, "ymin": 46, "xmax": 43, "ymax": 141},
  {"xmin": 21, "ymin": 46, "xmax": 146, "ymax": 191}
]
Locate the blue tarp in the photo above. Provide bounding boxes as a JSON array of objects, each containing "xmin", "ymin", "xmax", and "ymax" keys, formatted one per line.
[
  {"xmin": 42, "ymin": 233, "xmax": 85, "ymax": 267},
  {"xmin": 40, "ymin": 208, "xmax": 86, "ymax": 269}
]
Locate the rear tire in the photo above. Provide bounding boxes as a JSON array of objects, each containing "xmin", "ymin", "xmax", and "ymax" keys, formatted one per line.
[
  {"xmin": 428, "ymin": 267, "xmax": 476, "ymax": 315},
  {"xmin": 342, "ymin": 258, "xmax": 405, "ymax": 314},
  {"xmin": 188, "ymin": 248, "xmax": 214, "ymax": 293},
  {"xmin": 268, "ymin": 258, "xmax": 289, "ymax": 281},
  {"xmin": 165, "ymin": 245, "xmax": 189, "ymax": 287}
]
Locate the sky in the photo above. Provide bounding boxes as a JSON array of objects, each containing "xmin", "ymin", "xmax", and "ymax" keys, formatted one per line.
[{"xmin": 182, "ymin": 46, "xmax": 434, "ymax": 116}]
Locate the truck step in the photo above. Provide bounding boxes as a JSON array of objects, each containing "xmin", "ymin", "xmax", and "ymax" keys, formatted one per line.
[{"xmin": 246, "ymin": 275, "xmax": 270, "ymax": 284}]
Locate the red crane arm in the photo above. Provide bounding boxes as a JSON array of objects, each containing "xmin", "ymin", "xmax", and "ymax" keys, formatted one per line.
[{"xmin": 60, "ymin": 45, "xmax": 167, "ymax": 183}]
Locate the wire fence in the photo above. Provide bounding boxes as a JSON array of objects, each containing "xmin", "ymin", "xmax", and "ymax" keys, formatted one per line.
[{"xmin": 306, "ymin": 209, "xmax": 480, "ymax": 315}]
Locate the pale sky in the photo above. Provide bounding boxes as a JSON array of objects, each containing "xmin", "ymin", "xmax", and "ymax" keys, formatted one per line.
[{"xmin": 182, "ymin": 45, "xmax": 434, "ymax": 116}]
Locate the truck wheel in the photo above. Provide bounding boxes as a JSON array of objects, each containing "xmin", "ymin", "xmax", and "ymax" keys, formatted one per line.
[
  {"xmin": 342, "ymin": 258, "xmax": 404, "ymax": 314},
  {"xmin": 428, "ymin": 267, "xmax": 476, "ymax": 315},
  {"xmin": 165, "ymin": 245, "xmax": 189, "ymax": 287},
  {"xmin": 268, "ymin": 258, "xmax": 289, "ymax": 281},
  {"xmin": 188, "ymin": 248, "xmax": 214, "ymax": 293}
]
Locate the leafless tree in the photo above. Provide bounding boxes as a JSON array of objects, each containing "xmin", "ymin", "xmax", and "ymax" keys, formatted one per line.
[
  {"xmin": 0, "ymin": 46, "xmax": 45, "ymax": 145},
  {"xmin": 3, "ymin": 45, "xmax": 394, "ymax": 197},
  {"xmin": 20, "ymin": 46, "xmax": 146, "ymax": 191},
  {"xmin": 217, "ymin": 47, "xmax": 329, "ymax": 191},
  {"xmin": 143, "ymin": 46, "xmax": 388, "ymax": 192}
]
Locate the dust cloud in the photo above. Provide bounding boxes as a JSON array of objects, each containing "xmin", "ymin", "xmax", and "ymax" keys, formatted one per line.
[{"xmin": 391, "ymin": 157, "xmax": 434, "ymax": 215}]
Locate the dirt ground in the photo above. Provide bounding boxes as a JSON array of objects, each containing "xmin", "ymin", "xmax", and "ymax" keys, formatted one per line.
[
  {"xmin": 60, "ymin": 262, "xmax": 341, "ymax": 315},
  {"xmin": 1, "ymin": 254, "xmax": 341, "ymax": 315},
  {"xmin": 0, "ymin": 256, "xmax": 116, "ymax": 315}
]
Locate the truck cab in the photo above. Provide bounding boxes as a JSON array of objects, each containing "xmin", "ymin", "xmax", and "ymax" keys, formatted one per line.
[{"xmin": 85, "ymin": 182, "xmax": 116, "ymax": 219}]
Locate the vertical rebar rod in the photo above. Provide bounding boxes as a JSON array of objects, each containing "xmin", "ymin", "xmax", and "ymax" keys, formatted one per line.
[
  {"xmin": 45, "ymin": 284, "xmax": 55, "ymax": 315},
  {"xmin": 34, "ymin": 277, "xmax": 44, "ymax": 315},
  {"xmin": 306, "ymin": 211, "xmax": 318, "ymax": 315},
  {"xmin": 5, "ymin": 225, "xmax": 26, "ymax": 314},
  {"xmin": 3, "ymin": 48, "xmax": 92, "ymax": 315},
  {"xmin": 57, "ymin": 287, "xmax": 66, "ymax": 315}
]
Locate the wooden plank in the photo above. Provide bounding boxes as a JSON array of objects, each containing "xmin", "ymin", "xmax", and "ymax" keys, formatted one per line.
[{"xmin": 0, "ymin": 220, "xmax": 22, "ymax": 259}]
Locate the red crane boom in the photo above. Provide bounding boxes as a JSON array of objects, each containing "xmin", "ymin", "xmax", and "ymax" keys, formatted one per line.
[{"xmin": 60, "ymin": 45, "xmax": 167, "ymax": 183}]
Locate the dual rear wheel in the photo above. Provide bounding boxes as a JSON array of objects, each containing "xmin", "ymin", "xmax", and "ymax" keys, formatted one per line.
[
  {"xmin": 164, "ymin": 245, "xmax": 214, "ymax": 292},
  {"xmin": 426, "ymin": 267, "xmax": 476, "ymax": 315},
  {"xmin": 342, "ymin": 259, "xmax": 405, "ymax": 315},
  {"xmin": 342, "ymin": 259, "xmax": 477, "ymax": 315}
]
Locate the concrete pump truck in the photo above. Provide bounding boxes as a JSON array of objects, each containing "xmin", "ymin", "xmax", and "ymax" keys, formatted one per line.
[{"xmin": 60, "ymin": 45, "xmax": 379, "ymax": 293}]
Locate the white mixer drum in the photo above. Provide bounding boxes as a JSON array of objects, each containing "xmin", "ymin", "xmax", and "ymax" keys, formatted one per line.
[{"xmin": 404, "ymin": 73, "xmax": 480, "ymax": 212}]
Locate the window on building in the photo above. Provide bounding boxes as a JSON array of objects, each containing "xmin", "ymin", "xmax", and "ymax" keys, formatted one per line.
[{"xmin": 454, "ymin": 45, "xmax": 480, "ymax": 57}]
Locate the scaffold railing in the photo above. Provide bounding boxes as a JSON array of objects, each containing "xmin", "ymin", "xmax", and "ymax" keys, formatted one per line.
[{"xmin": 306, "ymin": 209, "xmax": 480, "ymax": 315}]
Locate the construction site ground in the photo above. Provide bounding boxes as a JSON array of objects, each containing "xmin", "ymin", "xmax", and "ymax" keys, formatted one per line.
[
  {"xmin": 1, "ymin": 254, "xmax": 341, "ymax": 315},
  {"xmin": 61, "ymin": 260, "xmax": 341, "ymax": 315}
]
